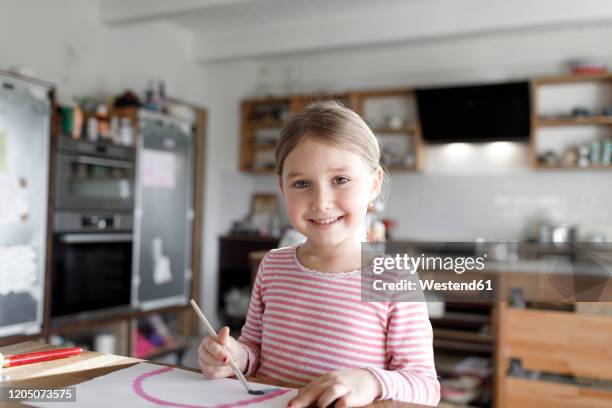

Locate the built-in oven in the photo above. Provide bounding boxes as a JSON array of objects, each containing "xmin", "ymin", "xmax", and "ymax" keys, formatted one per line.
[
  {"xmin": 51, "ymin": 230, "xmax": 133, "ymax": 317},
  {"xmin": 55, "ymin": 137, "xmax": 135, "ymax": 212},
  {"xmin": 51, "ymin": 137, "xmax": 136, "ymax": 319}
]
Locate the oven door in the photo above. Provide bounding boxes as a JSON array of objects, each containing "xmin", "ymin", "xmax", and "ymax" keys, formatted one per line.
[
  {"xmin": 55, "ymin": 154, "xmax": 134, "ymax": 211},
  {"xmin": 51, "ymin": 233, "xmax": 133, "ymax": 317}
]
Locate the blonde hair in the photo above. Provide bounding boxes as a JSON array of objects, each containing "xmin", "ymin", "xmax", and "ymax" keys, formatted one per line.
[{"xmin": 275, "ymin": 101, "xmax": 388, "ymax": 201}]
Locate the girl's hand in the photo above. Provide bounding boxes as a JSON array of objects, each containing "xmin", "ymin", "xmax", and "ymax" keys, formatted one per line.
[
  {"xmin": 288, "ymin": 369, "xmax": 382, "ymax": 408},
  {"xmin": 197, "ymin": 326, "xmax": 248, "ymax": 379}
]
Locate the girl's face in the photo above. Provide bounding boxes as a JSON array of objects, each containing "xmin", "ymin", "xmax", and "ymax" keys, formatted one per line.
[{"xmin": 279, "ymin": 137, "xmax": 382, "ymax": 248}]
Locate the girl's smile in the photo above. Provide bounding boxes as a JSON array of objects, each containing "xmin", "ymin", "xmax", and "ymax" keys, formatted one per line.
[{"xmin": 309, "ymin": 215, "xmax": 345, "ymax": 227}]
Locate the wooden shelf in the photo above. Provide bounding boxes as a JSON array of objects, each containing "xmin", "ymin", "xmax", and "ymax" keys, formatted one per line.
[
  {"xmin": 384, "ymin": 164, "xmax": 419, "ymax": 172},
  {"xmin": 536, "ymin": 116, "xmax": 612, "ymax": 127},
  {"xmin": 431, "ymin": 311, "xmax": 491, "ymax": 328},
  {"xmin": 434, "ymin": 328, "xmax": 494, "ymax": 344},
  {"xmin": 434, "ymin": 338, "xmax": 494, "ymax": 354}
]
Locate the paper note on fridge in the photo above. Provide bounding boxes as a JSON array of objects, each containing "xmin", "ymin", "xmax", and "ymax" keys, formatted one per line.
[
  {"xmin": 142, "ymin": 149, "xmax": 176, "ymax": 188},
  {"xmin": 152, "ymin": 237, "xmax": 173, "ymax": 285},
  {"xmin": 32, "ymin": 362, "xmax": 297, "ymax": 408},
  {"xmin": 0, "ymin": 174, "xmax": 29, "ymax": 224}
]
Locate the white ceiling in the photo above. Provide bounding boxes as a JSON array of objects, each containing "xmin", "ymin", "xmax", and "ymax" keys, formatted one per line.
[
  {"xmin": 99, "ymin": 0, "xmax": 612, "ymax": 63},
  {"xmin": 170, "ymin": 0, "xmax": 407, "ymax": 35}
]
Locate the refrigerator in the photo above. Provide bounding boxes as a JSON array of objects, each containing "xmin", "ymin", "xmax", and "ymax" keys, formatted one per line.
[
  {"xmin": 132, "ymin": 110, "xmax": 194, "ymax": 310},
  {"xmin": 0, "ymin": 71, "xmax": 53, "ymax": 337}
]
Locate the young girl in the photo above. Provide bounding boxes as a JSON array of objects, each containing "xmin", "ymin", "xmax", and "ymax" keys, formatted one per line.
[{"xmin": 199, "ymin": 103, "xmax": 440, "ymax": 407}]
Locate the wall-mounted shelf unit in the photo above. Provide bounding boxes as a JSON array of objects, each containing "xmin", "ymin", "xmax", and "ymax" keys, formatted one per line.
[
  {"xmin": 530, "ymin": 72, "xmax": 612, "ymax": 171},
  {"xmin": 240, "ymin": 94, "xmax": 349, "ymax": 173},
  {"xmin": 349, "ymin": 88, "xmax": 423, "ymax": 172},
  {"xmin": 240, "ymin": 97, "xmax": 292, "ymax": 173},
  {"xmin": 240, "ymin": 73, "xmax": 612, "ymax": 174},
  {"xmin": 239, "ymin": 90, "xmax": 421, "ymax": 173}
]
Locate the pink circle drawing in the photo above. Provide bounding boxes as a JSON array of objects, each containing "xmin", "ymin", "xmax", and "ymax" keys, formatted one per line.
[{"xmin": 132, "ymin": 366, "xmax": 292, "ymax": 408}]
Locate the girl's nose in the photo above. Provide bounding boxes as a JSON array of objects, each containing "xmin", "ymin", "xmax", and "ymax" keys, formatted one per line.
[{"xmin": 311, "ymin": 186, "xmax": 333, "ymax": 211}]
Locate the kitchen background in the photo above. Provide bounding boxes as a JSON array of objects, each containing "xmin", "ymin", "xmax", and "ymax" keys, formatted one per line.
[{"xmin": 1, "ymin": 1, "xmax": 612, "ymax": 407}]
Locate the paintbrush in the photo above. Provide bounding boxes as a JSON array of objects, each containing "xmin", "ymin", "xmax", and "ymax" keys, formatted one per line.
[{"xmin": 190, "ymin": 299, "xmax": 278, "ymax": 395}]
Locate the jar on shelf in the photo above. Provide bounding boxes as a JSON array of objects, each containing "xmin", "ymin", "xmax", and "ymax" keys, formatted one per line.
[
  {"xmin": 119, "ymin": 117, "xmax": 134, "ymax": 146},
  {"xmin": 96, "ymin": 104, "xmax": 110, "ymax": 139},
  {"xmin": 603, "ymin": 140, "xmax": 612, "ymax": 166}
]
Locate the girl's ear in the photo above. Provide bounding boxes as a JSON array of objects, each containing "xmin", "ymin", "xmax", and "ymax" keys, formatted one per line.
[{"xmin": 370, "ymin": 166, "xmax": 384, "ymax": 202}]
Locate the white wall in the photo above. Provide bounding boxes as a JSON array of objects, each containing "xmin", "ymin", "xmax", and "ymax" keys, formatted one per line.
[{"xmin": 0, "ymin": 0, "xmax": 199, "ymax": 103}]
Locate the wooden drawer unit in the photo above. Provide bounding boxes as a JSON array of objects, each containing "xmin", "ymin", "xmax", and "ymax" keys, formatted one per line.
[
  {"xmin": 506, "ymin": 308, "xmax": 612, "ymax": 380},
  {"xmin": 507, "ymin": 377, "xmax": 612, "ymax": 408},
  {"xmin": 498, "ymin": 306, "xmax": 612, "ymax": 407}
]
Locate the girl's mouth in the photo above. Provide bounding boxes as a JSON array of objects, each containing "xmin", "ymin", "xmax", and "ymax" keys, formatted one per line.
[{"xmin": 309, "ymin": 215, "xmax": 344, "ymax": 227}]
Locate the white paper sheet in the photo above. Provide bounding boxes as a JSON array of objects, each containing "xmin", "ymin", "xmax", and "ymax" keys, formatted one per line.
[
  {"xmin": 32, "ymin": 362, "xmax": 297, "ymax": 408},
  {"xmin": 152, "ymin": 237, "xmax": 173, "ymax": 285},
  {"xmin": 0, "ymin": 174, "xmax": 29, "ymax": 224},
  {"xmin": 143, "ymin": 150, "xmax": 176, "ymax": 188}
]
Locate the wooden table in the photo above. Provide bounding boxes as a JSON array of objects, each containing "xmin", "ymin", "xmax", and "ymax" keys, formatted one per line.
[{"xmin": 0, "ymin": 342, "xmax": 424, "ymax": 408}]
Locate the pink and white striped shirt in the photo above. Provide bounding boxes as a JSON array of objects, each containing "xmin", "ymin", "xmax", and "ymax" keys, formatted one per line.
[{"xmin": 238, "ymin": 245, "xmax": 440, "ymax": 406}]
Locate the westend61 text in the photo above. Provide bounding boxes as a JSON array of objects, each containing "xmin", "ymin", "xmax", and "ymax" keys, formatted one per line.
[{"xmin": 372, "ymin": 279, "xmax": 493, "ymax": 292}]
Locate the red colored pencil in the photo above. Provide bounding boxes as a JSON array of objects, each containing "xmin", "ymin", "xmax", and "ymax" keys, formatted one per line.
[{"xmin": 1, "ymin": 347, "xmax": 82, "ymax": 368}]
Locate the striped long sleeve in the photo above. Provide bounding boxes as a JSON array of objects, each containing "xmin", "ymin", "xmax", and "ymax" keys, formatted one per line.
[
  {"xmin": 237, "ymin": 246, "xmax": 440, "ymax": 406},
  {"xmin": 364, "ymin": 302, "xmax": 440, "ymax": 405},
  {"xmin": 238, "ymin": 259, "xmax": 264, "ymax": 376}
]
